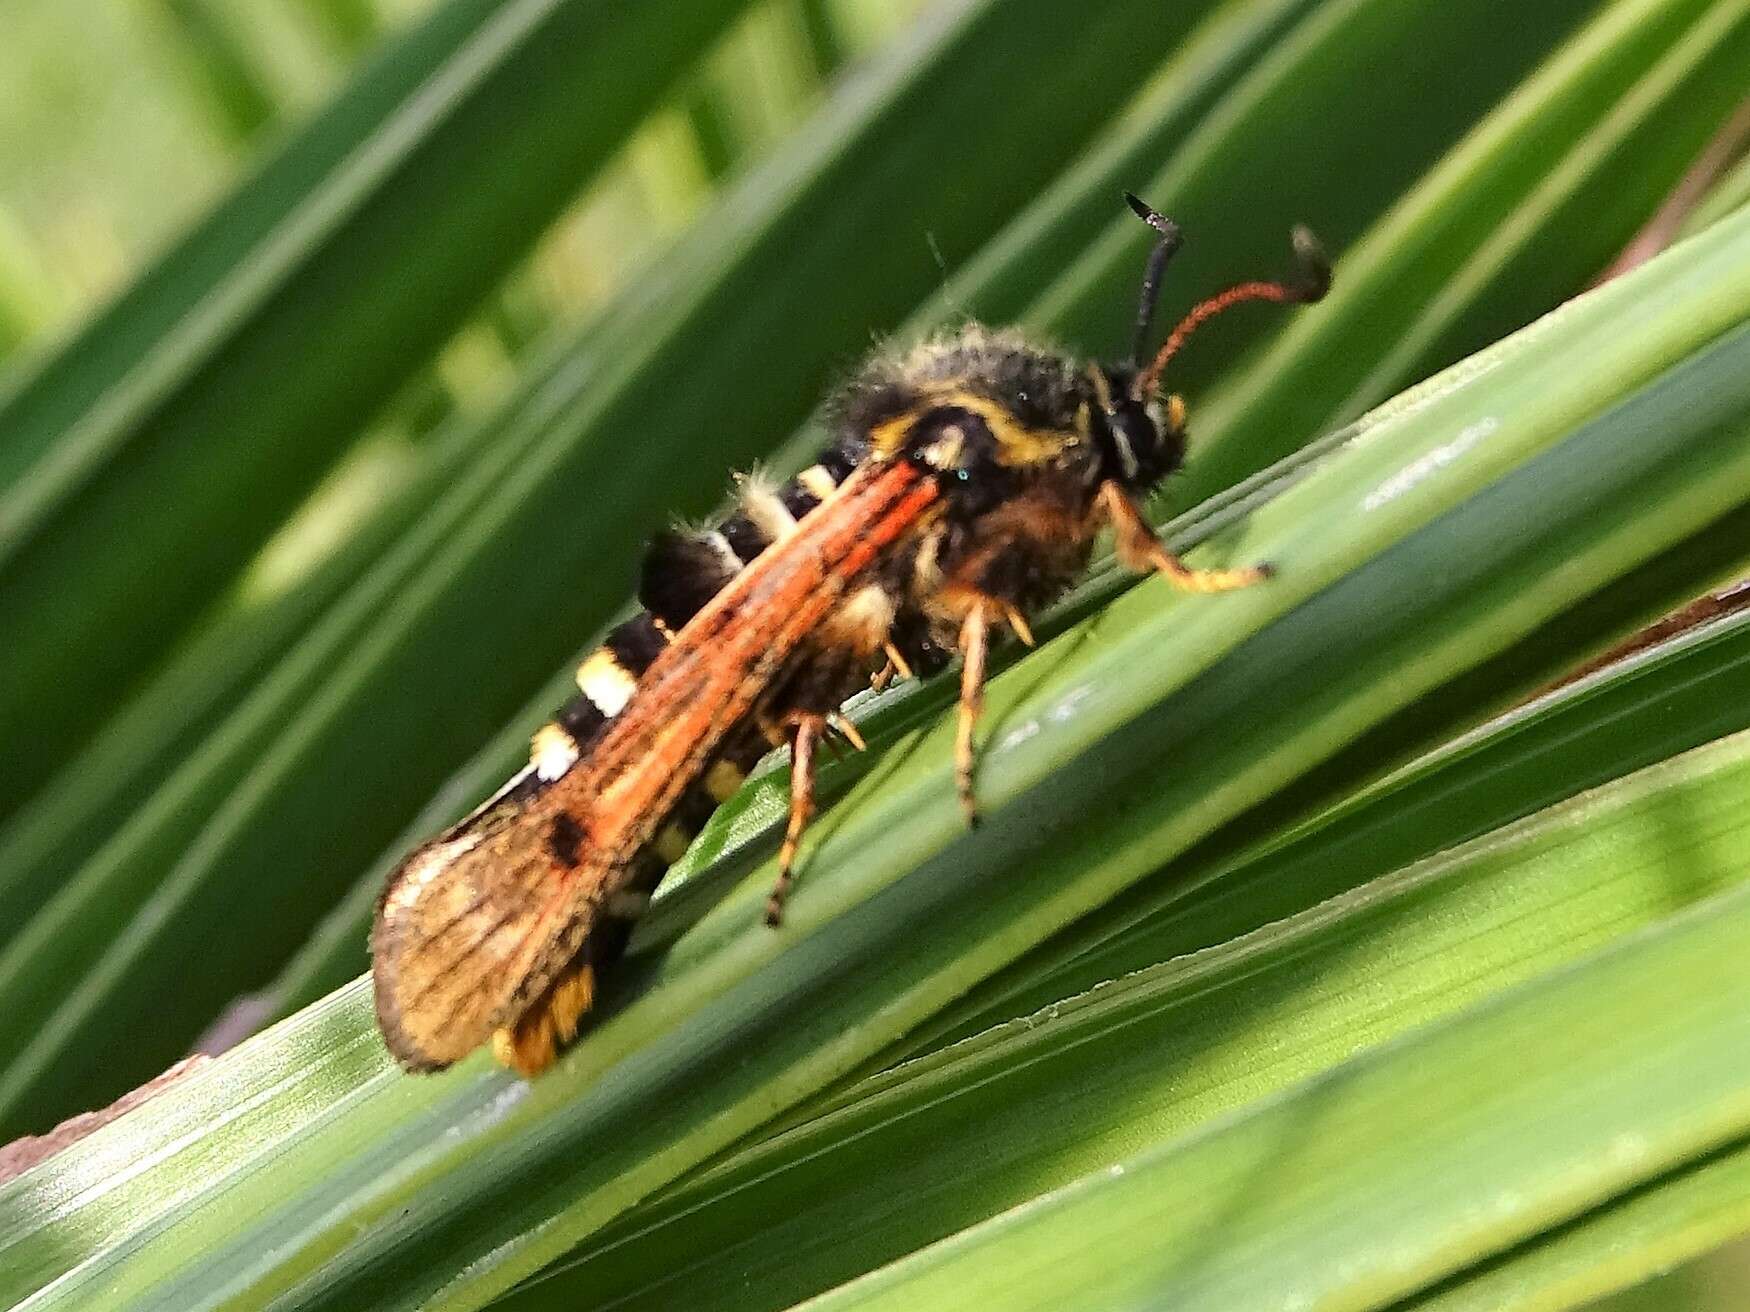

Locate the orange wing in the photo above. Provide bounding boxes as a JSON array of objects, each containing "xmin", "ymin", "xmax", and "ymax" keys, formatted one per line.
[{"xmin": 372, "ymin": 458, "xmax": 938, "ymax": 1070}]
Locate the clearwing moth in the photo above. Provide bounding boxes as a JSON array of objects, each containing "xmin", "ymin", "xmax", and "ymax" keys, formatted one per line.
[{"xmin": 373, "ymin": 195, "xmax": 1329, "ymax": 1075}]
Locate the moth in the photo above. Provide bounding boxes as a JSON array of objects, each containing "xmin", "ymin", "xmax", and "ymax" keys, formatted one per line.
[{"xmin": 373, "ymin": 195, "xmax": 1329, "ymax": 1075}]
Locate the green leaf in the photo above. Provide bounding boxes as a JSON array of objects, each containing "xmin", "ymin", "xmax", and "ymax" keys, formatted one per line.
[
  {"xmin": 0, "ymin": 0, "xmax": 755, "ymax": 812},
  {"xmin": 9, "ymin": 4, "xmax": 1750, "ymax": 1308},
  {"xmin": 488, "ymin": 724, "xmax": 1750, "ymax": 1312},
  {"xmin": 0, "ymin": 0, "xmax": 1238, "ymax": 1134},
  {"xmin": 0, "ymin": 416, "xmax": 468, "ymax": 939},
  {"xmin": 917, "ymin": 572, "xmax": 1750, "ymax": 1053},
  {"xmin": 199, "ymin": 0, "xmax": 1721, "ymax": 1049},
  {"xmin": 799, "ymin": 750, "xmax": 1750, "ymax": 1310},
  {"xmin": 1177, "ymin": 0, "xmax": 1750, "ymax": 504},
  {"xmin": 249, "ymin": 0, "xmax": 1394, "ymax": 1023},
  {"xmin": 1405, "ymin": 1145, "xmax": 1750, "ymax": 1310},
  {"xmin": 3, "ymin": 194, "xmax": 1747, "ymax": 1311}
]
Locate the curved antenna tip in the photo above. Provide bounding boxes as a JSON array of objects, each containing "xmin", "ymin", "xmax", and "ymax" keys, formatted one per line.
[
  {"xmin": 1124, "ymin": 191, "xmax": 1182, "ymax": 248},
  {"xmin": 1290, "ymin": 225, "xmax": 1332, "ymax": 303}
]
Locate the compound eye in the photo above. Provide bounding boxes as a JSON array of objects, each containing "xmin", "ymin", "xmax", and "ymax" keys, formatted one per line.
[{"xmin": 1108, "ymin": 407, "xmax": 1158, "ymax": 482}]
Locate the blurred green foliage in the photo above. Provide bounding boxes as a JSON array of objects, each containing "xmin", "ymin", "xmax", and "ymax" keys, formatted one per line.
[{"xmin": 0, "ymin": 2, "xmax": 1748, "ymax": 1309}]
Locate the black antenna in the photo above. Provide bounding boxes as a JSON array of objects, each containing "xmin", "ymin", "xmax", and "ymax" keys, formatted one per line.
[{"xmin": 1124, "ymin": 192, "xmax": 1184, "ymax": 369}]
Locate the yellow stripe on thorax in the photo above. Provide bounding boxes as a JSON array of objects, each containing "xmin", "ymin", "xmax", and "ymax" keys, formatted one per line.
[{"xmin": 869, "ymin": 386, "xmax": 1075, "ymax": 466}]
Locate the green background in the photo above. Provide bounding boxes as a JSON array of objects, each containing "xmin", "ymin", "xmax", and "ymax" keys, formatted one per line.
[{"xmin": 0, "ymin": 1, "xmax": 1748, "ymax": 1308}]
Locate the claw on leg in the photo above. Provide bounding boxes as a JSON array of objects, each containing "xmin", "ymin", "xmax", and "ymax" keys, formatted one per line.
[
  {"xmin": 1002, "ymin": 604, "xmax": 1036, "ymax": 648},
  {"xmin": 767, "ymin": 715, "xmax": 823, "ymax": 927},
  {"xmin": 829, "ymin": 713, "xmax": 867, "ymax": 752},
  {"xmin": 871, "ymin": 641, "xmax": 915, "ymax": 691},
  {"xmin": 1098, "ymin": 481, "xmax": 1273, "ymax": 592}
]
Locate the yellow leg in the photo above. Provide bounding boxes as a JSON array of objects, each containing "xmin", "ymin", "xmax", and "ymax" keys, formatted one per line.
[
  {"xmin": 829, "ymin": 712, "xmax": 867, "ymax": 752},
  {"xmin": 956, "ymin": 602, "xmax": 991, "ymax": 827},
  {"xmin": 767, "ymin": 715, "xmax": 824, "ymax": 927},
  {"xmin": 1001, "ymin": 604, "xmax": 1036, "ymax": 647},
  {"xmin": 1099, "ymin": 481, "xmax": 1273, "ymax": 592}
]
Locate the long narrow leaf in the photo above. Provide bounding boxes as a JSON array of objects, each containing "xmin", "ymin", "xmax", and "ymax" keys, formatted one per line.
[
  {"xmin": 921, "ymin": 589, "xmax": 1750, "ymax": 1050},
  {"xmin": 0, "ymin": 0, "xmax": 1232, "ymax": 1134},
  {"xmin": 0, "ymin": 0, "xmax": 755, "ymax": 811},
  {"xmin": 805, "ymin": 860, "xmax": 1750, "ymax": 1310},
  {"xmin": 494, "ymin": 723, "xmax": 1750, "ymax": 1311},
  {"xmin": 1, "ymin": 203, "xmax": 1745, "ymax": 1311}
]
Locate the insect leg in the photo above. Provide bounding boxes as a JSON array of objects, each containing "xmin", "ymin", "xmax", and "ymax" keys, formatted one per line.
[
  {"xmin": 870, "ymin": 641, "xmax": 915, "ymax": 691},
  {"xmin": 828, "ymin": 712, "xmax": 867, "ymax": 751},
  {"xmin": 766, "ymin": 714, "xmax": 825, "ymax": 927},
  {"xmin": 1099, "ymin": 481, "xmax": 1272, "ymax": 592},
  {"xmin": 956, "ymin": 601, "xmax": 991, "ymax": 827}
]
